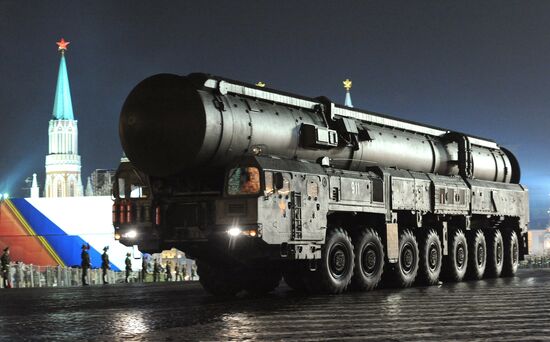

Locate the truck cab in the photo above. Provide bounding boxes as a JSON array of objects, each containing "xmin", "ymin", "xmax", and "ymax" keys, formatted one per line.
[
  {"xmin": 113, "ymin": 155, "xmax": 329, "ymax": 261},
  {"xmin": 112, "ymin": 161, "xmax": 158, "ymax": 252},
  {"xmin": 216, "ymin": 156, "xmax": 330, "ymax": 258}
]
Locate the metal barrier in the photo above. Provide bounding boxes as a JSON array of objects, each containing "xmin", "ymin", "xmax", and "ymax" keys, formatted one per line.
[
  {"xmin": 1, "ymin": 256, "xmax": 545, "ymax": 289},
  {"xmin": 0, "ymin": 263, "xmax": 198, "ymax": 289},
  {"xmin": 520, "ymin": 255, "xmax": 550, "ymax": 269}
]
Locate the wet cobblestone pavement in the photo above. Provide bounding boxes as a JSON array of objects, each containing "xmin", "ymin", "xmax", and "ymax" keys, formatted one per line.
[{"xmin": 0, "ymin": 269, "xmax": 549, "ymax": 341}]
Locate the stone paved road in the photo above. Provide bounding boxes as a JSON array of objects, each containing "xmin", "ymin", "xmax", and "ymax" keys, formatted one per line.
[{"xmin": 0, "ymin": 269, "xmax": 549, "ymax": 341}]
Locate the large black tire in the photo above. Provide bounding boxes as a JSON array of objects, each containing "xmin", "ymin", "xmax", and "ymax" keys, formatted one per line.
[
  {"xmin": 443, "ymin": 229, "xmax": 468, "ymax": 282},
  {"xmin": 417, "ymin": 229, "xmax": 442, "ymax": 285},
  {"xmin": 390, "ymin": 229, "xmax": 419, "ymax": 288},
  {"xmin": 485, "ymin": 229, "xmax": 504, "ymax": 278},
  {"xmin": 350, "ymin": 228, "xmax": 385, "ymax": 291},
  {"xmin": 243, "ymin": 267, "xmax": 282, "ymax": 295},
  {"xmin": 305, "ymin": 227, "xmax": 354, "ymax": 294},
  {"xmin": 196, "ymin": 260, "xmax": 243, "ymax": 296},
  {"xmin": 466, "ymin": 229, "xmax": 486, "ymax": 280},
  {"xmin": 502, "ymin": 230, "xmax": 519, "ymax": 277}
]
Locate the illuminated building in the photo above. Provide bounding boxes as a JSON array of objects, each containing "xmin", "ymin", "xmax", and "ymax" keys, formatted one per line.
[
  {"xmin": 44, "ymin": 38, "xmax": 84, "ymax": 197},
  {"xmin": 85, "ymin": 169, "xmax": 116, "ymax": 196}
]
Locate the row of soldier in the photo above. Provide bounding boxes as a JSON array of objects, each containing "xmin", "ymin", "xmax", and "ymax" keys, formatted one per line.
[
  {"xmin": 80, "ymin": 244, "xmax": 116, "ymax": 285},
  {"xmin": 2, "ymin": 245, "xmax": 197, "ymax": 288},
  {"xmin": 81, "ymin": 244, "xmax": 196, "ymax": 286},
  {"xmin": 149, "ymin": 259, "xmax": 197, "ymax": 282}
]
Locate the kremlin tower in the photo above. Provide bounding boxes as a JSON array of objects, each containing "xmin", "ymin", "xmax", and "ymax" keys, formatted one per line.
[
  {"xmin": 343, "ymin": 79, "xmax": 353, "ymax": 107},
  {"xmin": 44, "ymin": 38, "xmax": 83, "ymax": 197}
]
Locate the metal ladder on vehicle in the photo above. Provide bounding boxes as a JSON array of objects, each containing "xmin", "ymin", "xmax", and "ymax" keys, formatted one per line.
[{"xmin": 291, "ymin": 192, "xmax": 303, "ymax": 240}]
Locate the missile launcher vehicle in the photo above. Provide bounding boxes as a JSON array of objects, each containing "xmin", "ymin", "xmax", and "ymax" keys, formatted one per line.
[{"xmin": 113, "ymin": 73, "xmax": 528, "ymax": 295}]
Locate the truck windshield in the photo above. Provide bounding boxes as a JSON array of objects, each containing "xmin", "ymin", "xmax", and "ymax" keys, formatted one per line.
[
  {"xmin": 115, "ymin": 177, "xmax": 150, "ymax": 199},
  {"xmin": 114, "ymin": 163, "xmax": 150, "ymax": 199},
  {"xmin": 227, "ymin": 167, "xmax": 260, "ymax": 195}
]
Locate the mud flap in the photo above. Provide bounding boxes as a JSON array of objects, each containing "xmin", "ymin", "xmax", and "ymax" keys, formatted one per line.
[
  {"xmin": 442, "ymin": 222, "xmax": 448, "ymax": 256},
  {"xmin": 386, "ymin": 223, "xmax": 399, "ymax": 263}
]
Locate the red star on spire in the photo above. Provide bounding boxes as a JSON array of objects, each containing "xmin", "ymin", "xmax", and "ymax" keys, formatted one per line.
[{"xmin": 56, "ymin": 38, "xmax": 70, "ymax": 52}]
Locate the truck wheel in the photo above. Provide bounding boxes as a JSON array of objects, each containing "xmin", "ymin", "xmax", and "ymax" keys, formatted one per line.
[
  {"xmin": 390, "ymin": 229, "xmax": 419, "ymax": 288},
  {"xmin": 485, "ymin": 229, "xmax": 504, "ymax": 278},
  {"xmin": 196, "ymin": 260, "xmax": 243, "ymax": 296},
  {"xmin": 417, "ymin": 229, "xmax": 442, "ymax": 285},
  {"xmin": 306, "ymin": 227, "xmax": 354, "ymax": 294},
  {"xmin": 243, "ymin": 268, "xmax": 282, "ymax": 295},
  {"xmin": 502, "ymin": 230, "xmax": 519, "ymax": 277},
  {"xmin": 443, "ymin": 229, "xmax": 468, "ymax": 282},
  {"xmin": 467, "ymin": 229, "xmax": 486, "ymax": 280},
  {"xmin": 350, "ymin": 228, "xmax": 384, "ymax": 291}
]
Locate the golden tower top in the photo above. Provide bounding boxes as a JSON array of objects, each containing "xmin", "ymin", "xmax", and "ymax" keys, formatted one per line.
[{"xmin": 343, "ymin": 79, "xmax": 352, "ymax": 91}]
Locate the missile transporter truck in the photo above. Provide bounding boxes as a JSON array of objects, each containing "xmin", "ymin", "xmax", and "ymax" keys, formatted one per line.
[{"xmin": 113, "ymin": 73, "xmax": 529, "ymax": 295}]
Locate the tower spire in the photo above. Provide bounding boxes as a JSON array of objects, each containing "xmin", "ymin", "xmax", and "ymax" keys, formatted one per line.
[
  {"xmin": 343, "ymin": 79, "xmax": 353, "ymax": 108},
  {"xmin": 45, "ymin": 38, "xmax": 83, "ymax": 198},
  {"xmin": 53, "ymin": 38, "xmax": 74, "ymax": 120},
  {"xmin": 30, "ymin": 173, "xmax": 39, "ymax": 198}
]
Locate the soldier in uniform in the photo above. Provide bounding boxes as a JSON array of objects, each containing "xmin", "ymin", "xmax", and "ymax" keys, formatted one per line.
[
  {"xmin": 81, "ymin": 244, "xmax": 91, "ymax": 286},
  {"xmin": 101, "ymin": 246, "xmax": 110, "ymax": 284},
  {"xmin": 174, "ymin": 264, "xmax": 182, "ymax": 281},
  {"xmin": 153, "ymin": 259, "xmax": 160, "ymax": 282},
  {"xmin": 1, "ymin": 247, "xmax": 11, "ymax": 288},
  {"xmin": 241, "ymin": 167, "xmax": 260, "ymax": 193},
  {"xmin": 141, "ymin": 256, "xmax": 148, "ymax": 282},
  {"xmin": 165, "ymin": 262, "xmax": 172, "ymax": 282},
  {"xmin": 191, "ymin": 263, "xmax": 197, "ymax": 281},
  {"xmin": 125, "ymin": 252, "xmax": 132, "ymax": 283}
]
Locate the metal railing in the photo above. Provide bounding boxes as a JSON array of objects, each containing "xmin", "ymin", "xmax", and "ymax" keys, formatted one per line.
[
  {"xmin": 0, "ymin": 263, "xmax": 198, "ymax": 289},
  {"xmin": 519, "ymin": 255, "xmax": 550, "ymax": 269}
]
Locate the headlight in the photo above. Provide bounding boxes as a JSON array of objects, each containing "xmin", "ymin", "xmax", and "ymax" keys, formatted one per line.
[
  {"xmin": 227, "ymin": 227, "xmax": 258, "ymax": 237},
  {"xmin": 228, "ymin": 227, "xmax": 241, "ymax": 237},
  {"xmin": 123, "ymin": 230, "xmax": 138, "ymax": 239}
]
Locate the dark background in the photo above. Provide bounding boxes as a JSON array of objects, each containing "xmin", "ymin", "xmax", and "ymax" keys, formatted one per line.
[{"xmin": 0, "ymin": 1, "xmax": 548, "ymax": 227}]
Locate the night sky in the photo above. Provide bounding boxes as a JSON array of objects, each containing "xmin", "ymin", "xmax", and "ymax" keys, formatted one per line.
[{"xmin": 0, "ymin": 1, "xmax": 549, "ymax": 227}]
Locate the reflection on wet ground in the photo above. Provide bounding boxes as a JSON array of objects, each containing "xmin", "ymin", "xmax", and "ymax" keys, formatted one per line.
[{"xmin": 0, "ymin": 269, "xmax": 549, "ymax": 341}]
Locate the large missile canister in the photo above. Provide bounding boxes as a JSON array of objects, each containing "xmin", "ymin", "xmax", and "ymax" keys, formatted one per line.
[{"xmin": 120, "ymin": 73, "xmax": 520, "ymax": 183}]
